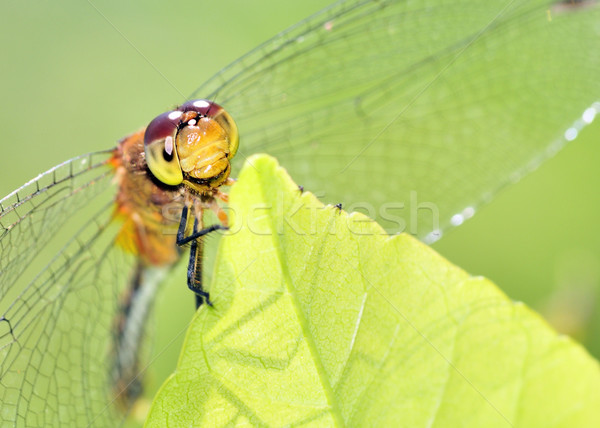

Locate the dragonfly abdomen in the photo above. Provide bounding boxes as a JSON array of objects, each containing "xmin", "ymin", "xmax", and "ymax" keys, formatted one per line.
[{"xmin": 111, "ymin": 263, "xmax": 167, "ymax": 408}]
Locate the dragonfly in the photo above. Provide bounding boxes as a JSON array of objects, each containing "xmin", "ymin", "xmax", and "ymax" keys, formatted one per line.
[{"xmin": 1, "ymin": 0, "xmax": 599, "ymax": 426}]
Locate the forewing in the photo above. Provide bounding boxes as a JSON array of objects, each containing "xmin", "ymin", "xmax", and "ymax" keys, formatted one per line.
[
  {"xmin": 0, "ymin": 153, "xmax": 143, "ymax": 426},
  {"xmin": 191, "ymin": 0, "xmax": 600, "ymax": 239},
  {"xmin": 0, "ymin": 151, "xmax": 114, "ymax": 292}
]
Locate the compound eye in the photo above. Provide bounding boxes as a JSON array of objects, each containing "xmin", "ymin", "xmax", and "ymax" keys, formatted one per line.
[
  {"xmin": 180, "ymin": 99, "xmax": 239, "ymax": 158},
  {"xmin": 179, "ymin": 99, "xmax": 216, "ymax": 116},
  {"xmin": 144, "ymin": 110, "xmax": 183, "ymax": 185}
]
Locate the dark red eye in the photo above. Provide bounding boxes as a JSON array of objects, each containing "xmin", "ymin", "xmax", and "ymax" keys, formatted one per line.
[
  {"xmin": 143, "ymin": 110, "xmax": 185, "ymax": 185},
  {"xmin": 179, "ymin": 99, "xmax": 223, "ymax": 117},
  {"xmin": 143, "ymin": 110, "xmax": 183, "ymax": 147}
]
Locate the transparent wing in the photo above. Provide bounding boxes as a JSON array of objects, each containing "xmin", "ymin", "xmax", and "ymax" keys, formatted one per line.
[
  {"xmin": 191, "ymin": 0, "xmax": 600, "ymax": 240},
  {"xmin": 0, "ymin": 152, "xmax": 114, "ymax": 293},
  {"xmin": 0, "ymin": 153, "xmax": 145, "ymax": 426}
]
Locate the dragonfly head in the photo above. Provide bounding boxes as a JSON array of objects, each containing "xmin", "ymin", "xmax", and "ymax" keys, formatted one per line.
[{"xmin": 144, "ymin": 99, "xmax": 239, "ymax": 190}]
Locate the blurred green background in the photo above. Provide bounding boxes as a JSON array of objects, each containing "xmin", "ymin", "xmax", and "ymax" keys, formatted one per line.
[{"xmin": 1, "ymin": 0, "xmax": 599, "ymax": 424}]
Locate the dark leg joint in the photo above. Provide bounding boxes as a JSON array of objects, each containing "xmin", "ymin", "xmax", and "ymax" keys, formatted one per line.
[
  {"xmin": 193, "ymin": 290, "xmax": 213, "ymax": 308},
  {"xmin": 177, "ymin": 224, "xmax": 228, "ymax": 246},
  {"xmin": 177, "ymin": 205, "xmax": 189, "ymax": 243}
]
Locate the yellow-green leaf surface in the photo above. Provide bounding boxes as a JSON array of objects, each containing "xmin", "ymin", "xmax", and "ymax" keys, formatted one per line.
[{"xmin": 147, "ymin": 155, "xmax": 600, "ymax": 427}]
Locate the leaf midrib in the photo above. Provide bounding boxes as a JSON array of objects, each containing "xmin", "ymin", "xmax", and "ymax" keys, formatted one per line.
[{"xmin": 261, "ymin": 180, "xmax": 346, "ymax": 427}]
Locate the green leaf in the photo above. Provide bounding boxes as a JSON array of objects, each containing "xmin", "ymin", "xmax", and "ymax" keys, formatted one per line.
[{"xmin": 146, "ymin": 154, "xmax": 600, "ymax": 427}]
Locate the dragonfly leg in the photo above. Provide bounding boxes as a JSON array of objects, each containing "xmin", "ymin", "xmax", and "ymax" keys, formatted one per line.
[
  {"xmin": 177, "ymin": 223, "xmax": 227, "ymax": 246},
  {"xmin": 177, "ymin": 205, "xmax": 227, "ymax": 308},
  {"xmin": 176, "ymin": 204, "xmax": 190, "ymax": 244},
  {"xmin": 212, "ymin": 188, "xmax": 230, "ymax": 203},
  {"xmin": 176, "ymin": 204, "xmax": 227, "ymax": 246},
  {"xmin": 187, "ymin": 216, "xmax": 212, "ymax": 308},
  {"xmin": 208, "ymin": 197, "xmax": 229, "ymax": 227}
]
